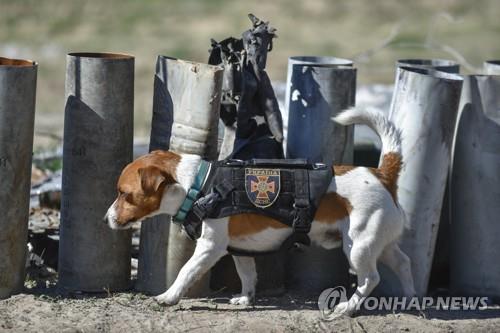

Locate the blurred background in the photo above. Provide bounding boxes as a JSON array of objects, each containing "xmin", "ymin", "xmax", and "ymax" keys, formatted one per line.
[{"xmin": 1, "ymin": 0, "xmax": 499, "ymax": 149}]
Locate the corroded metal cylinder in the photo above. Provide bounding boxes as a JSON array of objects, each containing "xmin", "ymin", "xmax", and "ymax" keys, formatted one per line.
[
  {"xmin": 135, "ymin": 56, "xmax": 172, "ymax": 295},
  {"xmin": 394, "ymin": 60, "xmax": 460, "ymax": 292},
  {"xmin": 284, "ymin": 56, "xmax": 353, "ymax": 114},
  {"xmin": 0, "ymin": 57, "xmax": 37, "ymax": 299},
  {"xmin": 396, "ymin": 59, "xmax": 459, "ymax": 73},
  {"xmin": 283, "ymin": 56, "xmax": 356, "ymax": 164},
  {"xmin": 137, "ymin": 56, "xmax": 223, "ymax": 296},
  {"xmin": 450, "ymin": 73, "xmax": 500, "ymax": 299},
  {"xmin": 59, "ymin": 53, "xmax": 134, "ymax": 292},
  {"xmin": 484, "ymin": 60, "xmax": 500, "ymax": 74},
  {"xmin": 285, "ymin": 57, "xmax": 356, "ymax": 292},
  {"xmin": 385, "ymin": 66, "xmax": 462, "ymax": 296}
]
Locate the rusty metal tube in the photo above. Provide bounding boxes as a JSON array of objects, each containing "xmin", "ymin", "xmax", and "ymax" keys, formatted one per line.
[
  {"xmin": 396, "ymin": 59, "xmax": 459, "ymax": 73},
  {"xmin": 384, "ymin": 66, "xmax": 463, "ymax": 296},
  {"xmin": 136, "ymin": 56, "xmax": 223, "ymax": 296},
  {"xmin": 393, "ymin": 59, "xmax": 460, "ymax": 292},
  {"xmin": 0, "ymin": 57, "xmax": 37, "ymax": 299},
  {"xmin": 450, "ymin": 73, "xmax": 500, "ymax": 299},
  {"xmin": 58, "ymin": 53, "xmax": 134, "ymax": 292},
  {"xmin": 135, "ymin": 56, "xmax": 172, "ymax": 295},
  {"xmin": 285, "ymin": 57, "xmax": 356, "ymax": 292},
  {"xmin": 484, "ymin": 60, "xmax": 500, "ymax": 74},
  {"xmin": 286, "ymin": 63, "xmax": 356, "ymax": 165}
]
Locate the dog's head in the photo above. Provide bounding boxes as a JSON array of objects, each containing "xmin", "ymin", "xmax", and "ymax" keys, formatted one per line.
[{"xmin": 104, "ymin": 150, "xmax": 187, "ymax": 229}]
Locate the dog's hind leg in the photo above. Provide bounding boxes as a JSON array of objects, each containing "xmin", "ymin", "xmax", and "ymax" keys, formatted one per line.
[
  {"xmin": 336, "ymin": 214, "xmax": 383, "ymax": 316},
  {"xmin": 379, "ymin": 242, "xmax": 416, "ymax": 297},
  {"xmin": 230, "ymin": 256, "xmax": 257, "ymax": 306},
  {"xmin": 155, "ymin": 219, "xmax": 229, "ymax": 306},
  {"xmin": 336, "ymin": 242, "xmax": 381, "ymax": 316}
]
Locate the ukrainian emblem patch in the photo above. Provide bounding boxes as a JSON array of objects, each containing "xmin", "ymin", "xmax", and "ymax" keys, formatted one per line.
[{"xmin": 245, "ymin": 168, "xmax": 281, "ymax": 208}]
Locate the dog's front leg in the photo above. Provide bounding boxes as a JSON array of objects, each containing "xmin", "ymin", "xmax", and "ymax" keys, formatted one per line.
[
  {"xmin": 156, "ymin": 220, "xmax": 228, "ymax": 306},
  {"xmin": 155, "ymin": 238, "xmax": 226, "ymax": 305},
  {"xmin": 230, "ymin": 256, "xmax": 257, "ymax": 306}
]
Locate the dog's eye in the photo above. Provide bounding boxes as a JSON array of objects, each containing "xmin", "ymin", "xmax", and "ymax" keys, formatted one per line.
[
  {"xmin": 123, "ymin": 193, "xmax": 132, "ymax": 201},
  {"xmin": 118, "ymin": 191, "xmax": 132, "ymax": 202}
]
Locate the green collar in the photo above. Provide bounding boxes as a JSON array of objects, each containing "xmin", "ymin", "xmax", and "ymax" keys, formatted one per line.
[{"xmin": 173, "ymin": 160, "xmax": 211, "ymax": 223}]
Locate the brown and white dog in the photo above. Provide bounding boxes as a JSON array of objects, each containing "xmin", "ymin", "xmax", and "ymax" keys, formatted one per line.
[{"xmin": 104, "ymin": 107, "xmax": 415, "ymax": 316}]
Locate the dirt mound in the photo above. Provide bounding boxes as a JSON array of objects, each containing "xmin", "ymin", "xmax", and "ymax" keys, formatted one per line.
[{"xmin": 2, "ymin": 289, "xmax": 500, "ymax": 332}]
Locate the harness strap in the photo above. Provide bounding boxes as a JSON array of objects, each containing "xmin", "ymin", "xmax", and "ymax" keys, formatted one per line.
[
  {"xmin": 292, "ymin": 169, "xmax": 312, "ymax": 233},
  {"xmin": 175, "ymin": 159, "xmax": 331, "ymax": 246},
  {"xmin": 182, "ymin": 178, "xmax": 235, "ymax": 240},
  {"xmin": 191, "ymin": 179, "xmax": 234, "ymax": 221},
  {"xmin": 173, "ymin": 160, "xmax": 211, "ymax": 223}
]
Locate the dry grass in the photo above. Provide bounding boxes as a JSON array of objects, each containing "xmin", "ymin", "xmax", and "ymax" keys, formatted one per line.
[{"xmin": 1, "ymin": 0, "xmax": 499, "ymax": 148}]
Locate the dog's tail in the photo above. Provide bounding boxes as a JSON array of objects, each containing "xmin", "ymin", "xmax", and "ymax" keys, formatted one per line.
[{"xmin": 333, "ymin": 107, "xmax": 402, "ymax": 199}]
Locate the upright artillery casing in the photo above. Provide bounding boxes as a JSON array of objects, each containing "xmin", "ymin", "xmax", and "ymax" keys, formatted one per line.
[
  {"xmin": 137, "ymin": 56, "xmax": 223, "ymax": 295},
  {"xmin": 383, "ymin": 65, "xmax": 463, "ymax": 296},
  {"xmin": 0, "ymin": 57, "xmax": 37, "ymax": 299},
  {"xmin": 450, "ymin": 70, "xmax": 500, "ymax": 299},
  {"xmin": 59, "ymin": 53, "xmax": 134, "ymax": 292},
  {"xmin": 285, "ymin": 56, "xmax": 356, "ymax": 291},
  {"xmin": 484, "ymin": 60, "xmax": 500, "ymax": 75},
  {"xmin": 285, "ymin": 56, "xmax": 355, "ymax": 163},
  {"xmin": 394, "ymin": 59, "xmax": 460, "ymax": 293}
]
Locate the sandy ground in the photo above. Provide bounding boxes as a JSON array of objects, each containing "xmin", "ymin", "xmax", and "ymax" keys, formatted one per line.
[
  {"xmin": 2, "ymin": 271, "xmax": 500, "ymax": 333},
  {"xmin": 2, "ymin": 293, "xmax": 500, "ymax": 333}
]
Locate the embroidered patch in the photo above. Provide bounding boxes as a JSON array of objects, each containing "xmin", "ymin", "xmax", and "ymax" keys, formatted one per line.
[{"xmin": 245, "ymin": 168, "xmax": 280, "ymax": 208}]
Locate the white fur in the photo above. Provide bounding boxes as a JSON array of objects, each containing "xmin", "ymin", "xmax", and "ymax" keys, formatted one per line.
[
  {"xmin": 155, "ymin": 218, "xmax": 229, "ymax": 305},
  {"xmin": 229, "ymin": 227, "xmax": 292, "ymax": 253},
  {"xmin": 154, "ymin": 154, "xmax": 204, "ymax": 217},
  {"xmin": 111, "ymin": 108, "xmax": 415, "ymax": 316},
  {"xmin": 105, "ymin": 199, "xmax": 120, "ymax": 229},
  {"xmin": 309, "ymin": 218, "xmax": 345, "ymax": 250},
  {"xmin": 175, "ymin": 153, "xmax": 203, "ymax": 191},
  {"xmin": 334, "ymin": 106, "xmax": 402, "ymax": 156}
]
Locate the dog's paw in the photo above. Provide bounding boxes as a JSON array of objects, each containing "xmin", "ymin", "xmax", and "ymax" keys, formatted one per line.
[
  {"xmin": 155, "ymin": 293, "xmax": 179, "ymax": 306},
  {"xmin": 229, "ymin": 295, "xmax": 254, "ymax": 306},
  {"xmin": 334, "ymin": 301, "xmax": 356, "ymax": 317}
]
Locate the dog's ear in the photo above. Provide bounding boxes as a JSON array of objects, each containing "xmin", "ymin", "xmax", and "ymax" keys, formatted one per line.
[{"xmin": 138, "ymin": 166, "xmax": 172, "ymax": 195}]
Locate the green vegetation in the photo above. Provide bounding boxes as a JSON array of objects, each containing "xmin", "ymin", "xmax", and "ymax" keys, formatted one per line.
[{"xmin": 1, "ymin": 0, "xmax": 499, "ymax": 148}]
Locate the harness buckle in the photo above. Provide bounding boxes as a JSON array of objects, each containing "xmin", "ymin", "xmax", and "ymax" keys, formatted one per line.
[
  {"xmin": 292, "ymin": 201, "xmax": 312, "ymax": 233},
  {"xmin": 214, "ymin": 179, "xmax": 234, "ymax": 199},
  {"xmin": 224, "ymin": 159, "xmax": 244, "ymax": 166},
  {"xmin": 192, "ymin": 192, "xmax": 219, "ymax": 220}
]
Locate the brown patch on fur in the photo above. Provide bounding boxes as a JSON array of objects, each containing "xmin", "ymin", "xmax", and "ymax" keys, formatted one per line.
[
  {"xmin": 333, "ymin": 153, "xmax": 402, "ymax": 203},
  {"xmin": 228, "ymin": 214, "xmax": 289, "ymax": 238},
  {"xmin": 333, "ymin": 165, "xmax": 356, "ymax": 176},
  {"xmin": 113, "ymin": 186, "xmax": 166, "ymax": 225},
  {"xmin": 315, "ymin": 192, "xmax": 352, "ymax": 224},
  {"xmin": 369, "ymin": 152, "xmax": 402, "ymax": 202},
  {"xmin": 113, "ymin": 150, "xmax": 180, "ymax": 225}
]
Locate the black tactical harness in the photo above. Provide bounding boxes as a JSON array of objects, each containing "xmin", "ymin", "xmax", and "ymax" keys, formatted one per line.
[{"xmin": 173, "ymin": 159, "xmax": 333, "ymax": 255}]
